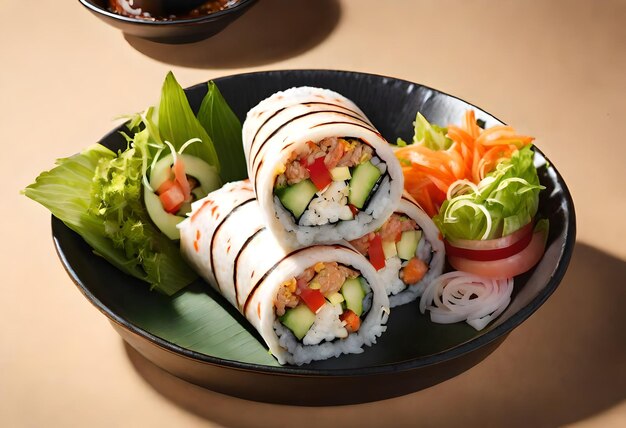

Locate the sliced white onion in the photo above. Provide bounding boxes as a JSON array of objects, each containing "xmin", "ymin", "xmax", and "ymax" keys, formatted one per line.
[
  {"xmin": 419, "ymin": 271, "xmax": 513, "ymax": 331},
  {"xmin": 118, "ymin": 0, "xmax": 142, "ymax": 16}
]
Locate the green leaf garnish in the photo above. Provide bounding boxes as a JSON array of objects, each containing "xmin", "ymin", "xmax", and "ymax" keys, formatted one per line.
[
  {"xmin": 158, "ymin": 72, "xmax": 220, "ymax": 171},
  {"xmin": 434, "ymin": 145, "xmax": 545, "ymax": 240},
  {"xmin": 23, "ymin": 143, "xmax": 196, "ymax": 295},
  {"xmin": 197, "ymin": 81, "xmax": 248, "ymax": 182},
  {"xmin": 413, "ymin": 112, "xmax": 453, "ymax": 150}
]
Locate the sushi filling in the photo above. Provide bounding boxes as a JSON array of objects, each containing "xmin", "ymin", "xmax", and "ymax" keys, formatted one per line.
[
  {"xmin": 350, "ymin": 213, "xmax": 432, "ymax": 296},
  {"xmin": 274, "ymin": 262, "xmax": 372, "ymax": 345},
  {"xmin": 273, "ymin": 137, "xmax": 387, "ymax": 226}
]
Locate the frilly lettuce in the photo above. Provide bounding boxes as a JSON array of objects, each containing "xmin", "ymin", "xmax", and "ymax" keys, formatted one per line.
[
  {"xmin": 23, "ymin": 72, "xmax": 244, "ymax": 295},
  {"xmin": 24, "ymin": 141, "xmax": 197, "ymax": 295},
  {"xmin": 433, "ymin": 145, "xmax": 545, "ymax": 241}
]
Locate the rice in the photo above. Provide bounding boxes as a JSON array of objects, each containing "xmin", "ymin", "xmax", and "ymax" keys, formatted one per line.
[
  {"xmin": 299, "ymin": 181, "xmax": 353, "ymax": 226},
  {"xmin": 417, "ymin": 234, "xmax": 432, "ymax": 261},
  {"xmin": 302, "ymin": 303, "xmax": 347, "ymax": 345},
  {"xmin": 379, "ymin": 256, "xmax": 405, "ymax": 296}
]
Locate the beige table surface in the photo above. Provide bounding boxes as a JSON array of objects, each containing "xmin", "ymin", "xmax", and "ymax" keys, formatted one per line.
[{"xmin": 2, "ymin": 0, "xmax": 625, "ymax": 427}]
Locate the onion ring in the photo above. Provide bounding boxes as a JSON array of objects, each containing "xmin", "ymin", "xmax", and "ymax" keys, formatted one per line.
[{"xmin": 419, "ymin": 271, "xmax": 513, "ymax": 331}]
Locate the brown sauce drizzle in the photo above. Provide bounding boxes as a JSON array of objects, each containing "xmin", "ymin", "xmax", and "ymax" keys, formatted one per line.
[{"xmin": 208, "ymin": 197, "xmax": 255, "ymax": 293}]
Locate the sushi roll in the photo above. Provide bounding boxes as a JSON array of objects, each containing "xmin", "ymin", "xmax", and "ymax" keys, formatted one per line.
[
  {"xmin": 242, "ymin": 87, "xmax": 404, "ymax": 246},
  {"xmin": 349, "ymin": 192, "xmax": 445, "ymax": 307},
  {"xmin": 178, "ymin": 181, "xmax": 390, "ymax": 365}
]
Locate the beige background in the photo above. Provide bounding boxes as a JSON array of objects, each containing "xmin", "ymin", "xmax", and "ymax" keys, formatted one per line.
[{"xmin": 2, "ymin": 0, "xmax": 625, "ymax": 426}]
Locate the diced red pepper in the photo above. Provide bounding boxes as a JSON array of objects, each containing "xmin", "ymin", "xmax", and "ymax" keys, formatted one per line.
[
  {"xmin": 340, "ymin": 309, "xmax": 361, "ymax": 333},
  {"xmin": 159, "ymin": 183, "xmax": 185, "ymax": 214},
  {"xmin": 157, "ymin": 179, "xmax": 176, "ymax": 195},
  {"xmin": 299, "ymin": 287, "xmax": 326, "ymax": 314},
  {"xmin": 367, "ymin": 233, "xmax": 386, "ymax": 271},
  {"xmin": 306, "ymin": 156, "xmax": 332, "ymax": 190}
]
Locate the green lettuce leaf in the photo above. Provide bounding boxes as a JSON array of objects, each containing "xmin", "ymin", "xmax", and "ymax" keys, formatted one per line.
[
  {"xmin": 434, "ymin": 145, "xmax": 544, "ymax": 241},
  {"xmin": 158, "ymin": 72, "xmax": 220, "ymax": 171},
  {"xmin": 197, "ymin": 81, "xmax": 247, "ymax": 182},
  {"xmin": 413, "ymin": 113, "xmax": 452, "ymax": 150},
  {"xmin": 398, "ymin": 112, "xmax": 453, "ymax": 150},
  {"xmin": 24, "ymin": 143, "xmax": 197, "ymax": 295}
]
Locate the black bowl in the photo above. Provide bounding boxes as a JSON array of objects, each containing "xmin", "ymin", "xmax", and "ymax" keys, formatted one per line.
[
  {"xmin": 52, "ymin": 70, "xmax": 576, "ymax": 405},
  {"xmin": 78, "ymin": 0, "xmax": 257, "ymax": 44}
]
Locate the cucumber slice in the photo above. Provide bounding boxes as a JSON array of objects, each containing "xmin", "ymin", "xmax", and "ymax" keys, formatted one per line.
[
  {"xmin": 397, "ymin": 230, "xmax": 422, "ymax": 261},
  {"xmin": 146, "ymin": 153, "xmax": 220, "ymax": 240},
  {"xmin": 275, "ymin": 179, "xmax": 318, "ymax": 220},
  {"xmin": 150, "ymin": 153, "xmax": 220, "ymax": 197},
  {"xmin": 327, "ymin": 292, "xmax": 345, "ymax": 306},
  {"xmin": 144, "ymin": 190, "xmax": 183, "ymax": 240},
  {"xmin": 382, "ymin": 239, "xmax": 397, "ymax": 259},
  {"xmin": 280, "ymin": 305, "xmax": 316, "ymax": 340},
  {"xmin": 348, "ymin": 161, "xmax": 382, "ymax": 209},
  {"xmin": 341, "ymin": 277, "xmax": 366, "ymax": 316}
]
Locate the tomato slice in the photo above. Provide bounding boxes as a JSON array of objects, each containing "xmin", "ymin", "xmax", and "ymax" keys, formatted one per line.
[
  {"xmin": 447, "ymin": 221, "xmax": 533, "ymax": 251},
  {"xmin": 299, "ymin": 288, "xmax": 326, "ymax": 314},
  {"xmin": 445, "ymin": 223, "xmax": 534, "ymax": 261},
  {"xmin": 448, "ymin": 229, "xmax": 547, "ymax": 279},
  {"xmin": 367, "ymin": 234, "xmax": 386, "ymax": 271},
  {"xmin": 305, "ymin": 156, "xmax": 332, "ymax": 190}
]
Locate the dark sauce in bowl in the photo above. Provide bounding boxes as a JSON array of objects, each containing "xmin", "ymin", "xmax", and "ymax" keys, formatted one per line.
[{"xmin": 108, "ymin": 0, "xmax": 239, "ymax": 20}]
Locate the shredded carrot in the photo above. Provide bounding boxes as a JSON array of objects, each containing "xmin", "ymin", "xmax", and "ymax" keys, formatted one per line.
[{"xmin": 395, "ymin": 110, "xmax": 534, "ymax": 217}]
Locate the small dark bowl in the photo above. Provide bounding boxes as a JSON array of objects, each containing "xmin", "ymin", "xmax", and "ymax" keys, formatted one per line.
[{"xmin": 78, "ymin": 0, "xmax": 258, "ymax": 44}]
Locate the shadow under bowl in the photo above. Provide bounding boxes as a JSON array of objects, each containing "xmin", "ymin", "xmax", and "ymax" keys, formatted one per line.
[{"xmin": 78, "ymin": 0, "xmax": 258, "ymax": 44}]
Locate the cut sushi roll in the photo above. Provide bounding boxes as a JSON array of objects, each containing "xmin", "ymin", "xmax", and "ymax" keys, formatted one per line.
[
  {"xmin": 275, "ymin": 262, "xmax": 375, "ymax": 354},
  {"xmin": 179, "ymin": 181, "xmax": 390, "ymax": 365},
  {"xmin": 349, "ymin": 192, "xmax": 446, "ymax": 307},
  {"xmin": 242, "ymin": 87, "xmax": 404, "ymax": 247}
]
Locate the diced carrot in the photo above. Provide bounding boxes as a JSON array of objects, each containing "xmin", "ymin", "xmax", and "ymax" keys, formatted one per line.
[
  {"xmin": 340, "ymin": 310, "xmax": 361, "ymax": 333},
  {"xmin": 401, "ymin": 257, "xmax": 428, "ymax": 285}
]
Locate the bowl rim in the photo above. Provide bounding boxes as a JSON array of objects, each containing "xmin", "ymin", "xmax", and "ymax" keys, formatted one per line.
[
  {"xmin": 77, "ymin": 0, "xmax": 257, "ymax": 25},
  {"xmin": 52, "ymin": 68, "xmax": 577, "ymax": 377}
]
